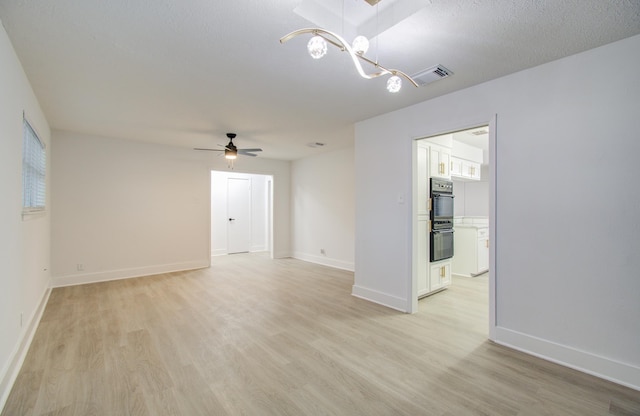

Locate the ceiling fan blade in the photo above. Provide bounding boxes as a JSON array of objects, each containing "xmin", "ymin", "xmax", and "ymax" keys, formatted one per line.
[{"xmin": 197, "ymin": 133, "xmax": 262, "ymax": 157}]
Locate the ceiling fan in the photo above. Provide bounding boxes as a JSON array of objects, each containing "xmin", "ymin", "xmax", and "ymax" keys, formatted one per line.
[{"xmin": 194, "ymin": 133, "xmax": 262, "ymax": 160}]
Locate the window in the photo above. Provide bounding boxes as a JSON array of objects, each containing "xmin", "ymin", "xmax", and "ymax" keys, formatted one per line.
[{"xmin": 22, "ymin": 116, "xmax": 46, "ymax": 212}]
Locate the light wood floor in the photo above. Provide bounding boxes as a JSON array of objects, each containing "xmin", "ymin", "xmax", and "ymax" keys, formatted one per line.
[{"xmin": 3, "ymin": 253, "xmax": 639, "ymax": 415}]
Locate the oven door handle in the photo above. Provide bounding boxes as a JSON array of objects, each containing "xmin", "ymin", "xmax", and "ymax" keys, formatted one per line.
[
  {"xmin": 432, "ymin": 194, "xmax": 454, "ymax": 198},
  {"xmin": 433, "ymin": 229, "xmax": 454, "ymax": 234}
]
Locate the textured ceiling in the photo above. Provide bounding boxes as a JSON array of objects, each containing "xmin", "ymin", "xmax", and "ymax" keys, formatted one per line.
[{"xmin": 1, "ymin": 0, "xmax": 639, "ymax": 160}]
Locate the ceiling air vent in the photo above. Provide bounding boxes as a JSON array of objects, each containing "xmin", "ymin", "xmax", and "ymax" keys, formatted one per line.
[{"xmin": 411, "ymin": 65, "xmax": 453, "ymax": 87}]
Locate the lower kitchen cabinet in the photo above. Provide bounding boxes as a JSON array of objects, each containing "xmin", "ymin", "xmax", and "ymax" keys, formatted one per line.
[
  {"xmin": 430, "ymin": 260, "xmax": 452, "ymax": 292},
  {"xmin": 452, "ymin": 226, "xmax": 489, "ymax": 277},
  {"xmin": 477, "ymin": 230, "xmax": 489, "ymax": 274}
]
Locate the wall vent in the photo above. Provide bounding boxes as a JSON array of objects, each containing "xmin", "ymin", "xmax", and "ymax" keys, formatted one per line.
[{"xmin": 411, "ymin": 65, "xmax": 453, "ymax": 87}]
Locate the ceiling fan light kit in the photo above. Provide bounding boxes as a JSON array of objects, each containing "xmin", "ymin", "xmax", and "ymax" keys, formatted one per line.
[{"xmin": 223, "ymin": 133, "xmax": 238, "ymax": 159}]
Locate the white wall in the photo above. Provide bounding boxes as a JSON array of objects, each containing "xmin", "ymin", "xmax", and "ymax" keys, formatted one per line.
[
  {"xmin": 462, "ymin": 180, "xmax": 488, "ymax": 217},
  {"xmin": 354, "ymin": 34, "xmax": 640, "ymax": 389},
  {"xmin": 291, "ymin": 147, "xmax": 355, "ymax": 271},
  {"xmin": 211, "ymin": 171, "xmax": 270, "ymax": 256},
  {"xmin": 452, "ymin": 181, "xmax": 466, "ymax": 217},
  {"xmin": 51, "ymin": 131, "xmax": 291, "ymax": 286},
  {"xmin": 0, "ymin": 22, "xmax": 51, "ymax": 408},
  {"xmin": 453, "ymin": 168, "xmax": 489, "ymax": 217}
]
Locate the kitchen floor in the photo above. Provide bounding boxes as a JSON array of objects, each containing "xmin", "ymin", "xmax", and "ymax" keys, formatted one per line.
[{"xmin": 419, "ymin": 273, "xmax": 489, "ymax": 337}]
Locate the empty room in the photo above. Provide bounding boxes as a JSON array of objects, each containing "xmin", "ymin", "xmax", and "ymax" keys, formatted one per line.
[{"xmin": 1, "ymin": 1, "xmax": 639, "ymax": 415}]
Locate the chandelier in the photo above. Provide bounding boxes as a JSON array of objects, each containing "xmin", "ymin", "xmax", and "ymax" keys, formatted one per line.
[{"xmin": 279, "ymin": 27, "xmax": 418, "ymax": 93}]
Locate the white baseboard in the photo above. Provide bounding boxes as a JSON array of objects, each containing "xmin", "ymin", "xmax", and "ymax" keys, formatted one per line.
[
  {"xmin": 51, "ymin": 260, "xmax": 210, "ymax": 288},
  {"xmin": 211, "ymin": 248, "xmax": 227, "ymax": 257},
  {"xmin": 212, "ymin": 249, "xmax": 270, "ymax": 257},
  {"xmin": 292, "ymin": 252, "xmax": 354, "ymax": 272},
  {"xmin": 0, "ymin": 286, "xmax": 51, "ymax": 412},
  {"xmin": 351, "ymin": 284, "xmax": 408, "ymax": 313},
  {"xmin": 494, "ymin": 326, "xmax": 640, "ymax": 391}
]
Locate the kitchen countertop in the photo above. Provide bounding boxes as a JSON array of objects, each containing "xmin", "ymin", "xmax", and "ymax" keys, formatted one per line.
[
  {"xmin": 453, "ymin": 216, "xmax": 488, "ymax": 230},
  {"xmin": 454, "ymin": 224, "xmax": 488, "ymax": 229}
]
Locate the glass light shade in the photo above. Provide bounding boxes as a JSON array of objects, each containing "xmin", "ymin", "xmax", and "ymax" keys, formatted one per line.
[
  {"xmin": 225, "ymin": 150, "xmax": 237, "ymax": 160},
  {"xmin": 386, "ymin": 75, "xmax": 402, "ymax": 93},
  {"xmin": 352, "ymin": 36, "xmax": 369, "ymax": 55},
  {"xmin": 307, "ymin": 35, "xmax": 327, "ymax": 59}
]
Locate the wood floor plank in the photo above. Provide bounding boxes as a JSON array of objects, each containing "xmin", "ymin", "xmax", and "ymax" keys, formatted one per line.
[
  {"xmin": 2, "ymin": 253, "xmax": 639, "ymax": 415},
  {"xmin": 103, "ymin": 346, "xmax": 149, "ymax": 416}
]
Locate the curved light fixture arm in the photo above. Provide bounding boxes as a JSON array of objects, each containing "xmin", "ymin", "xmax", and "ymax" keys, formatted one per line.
[{"xmin": 280, "ymin": 28, "xmax": 419, "ymax": 88}]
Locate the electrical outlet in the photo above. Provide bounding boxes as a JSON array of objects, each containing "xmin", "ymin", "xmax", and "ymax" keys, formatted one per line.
[
  {"xmin": 77, "ymin": 263, "xmax": 84, "ymax": 271},
  {"xmin": 320, "ymin": 249, "xmax": 325, "ymax": 255}
]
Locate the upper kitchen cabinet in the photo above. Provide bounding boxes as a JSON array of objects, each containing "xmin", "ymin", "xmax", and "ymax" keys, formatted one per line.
[
  {"xmin": 451, "ymin": 139, "xmax": 484, "ymax": 181},
  {"xmin": 451, "ymin": 157, "xmax": 481, "ymax": 180},
  {"xmin": 417, "ymin": 133, "xmax": 453, "ymax": 180},
  {"xmin": 450, "ymin": 157, "xmax": 463, "ymax": 177},
  {"xmin": 429, "ymin": 144, "xmax": 452, "ymax": 179}
]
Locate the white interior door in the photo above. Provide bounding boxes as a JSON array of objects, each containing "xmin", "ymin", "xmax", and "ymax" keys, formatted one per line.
[{"xmin": 227, "ymin": 178, "xmax": 251, "ymax": 254}]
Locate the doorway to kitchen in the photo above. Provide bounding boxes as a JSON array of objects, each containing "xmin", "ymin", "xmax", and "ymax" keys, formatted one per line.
[
  {"xmin": 211, "ymin": 170, "xmax": 273, "ymax": 257},
  {"xmin": 412, "ymin": 122, "xmax": 493, "ymax": 334}
]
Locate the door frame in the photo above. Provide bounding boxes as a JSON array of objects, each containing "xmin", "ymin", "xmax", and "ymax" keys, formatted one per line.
[
  {"xmin": 410, "ymin": 114, "xmax": 497, "ymax": 341},
  {"xmin": 210, "ymin": 170, "xmax": 274, "ymax": 259}
]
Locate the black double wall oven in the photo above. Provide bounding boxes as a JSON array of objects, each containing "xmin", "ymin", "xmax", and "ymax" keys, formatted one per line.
[{"xmin": 430, "ymin": 178, "xmax": 454, "ymax": 262}]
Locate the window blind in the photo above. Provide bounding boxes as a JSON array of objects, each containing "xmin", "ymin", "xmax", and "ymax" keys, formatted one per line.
[{"xmin": 22, "ymin": 117, "xmax": 46, "ymax": 210}]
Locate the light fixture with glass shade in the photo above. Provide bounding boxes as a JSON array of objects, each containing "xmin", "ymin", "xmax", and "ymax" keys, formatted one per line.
[
  {"xmin": 307, "ymin": 35, "xmax": 328, "ymax": 59},
  {"xmin": 386, "ymin": 75, "xmax": 402, "ymax": 93},
  {"xmin": 352, "ymin": 35, "xmax": 369, "ymax": 55},
  {"xmin": 280, "ymin": 26, "xmax": 418, "ymax": 93}
]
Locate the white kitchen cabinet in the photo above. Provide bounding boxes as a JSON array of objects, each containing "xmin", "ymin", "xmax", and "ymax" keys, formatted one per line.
[
  {"xmin": 417, "ymin": 143, "xmax": 430, "ymax": 216},
  {"xmin": 429, "ymin": 144, "xmax": 451, "ymax": 179},
  {"xmin": 477, "ymin": 228, "xmax": 489, "ymax": 274},
  {"xmin": 429, "ymin": 260, "xmax": 452, "ymax": 292},
  {"xmin": 451, "ymin": 157, "xmax": 481, "ymax": 180},
  {"xmin": 417, "ymin": 219, "xmax": 429, "ymax": 297},
  {"xmin": 452, "ymin": 226, "xmax": 489, "ymax": 277},
  {"xmin": 463, "ymin": 160, "xmax": 481, "ymax": 180},
  {"xmin": 450, "ymin": 157, "xmax": 463, "ymax": 177},
  {"xmin": 416, "ymin": 139, "xmax": 452, "ymax": 300}
]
